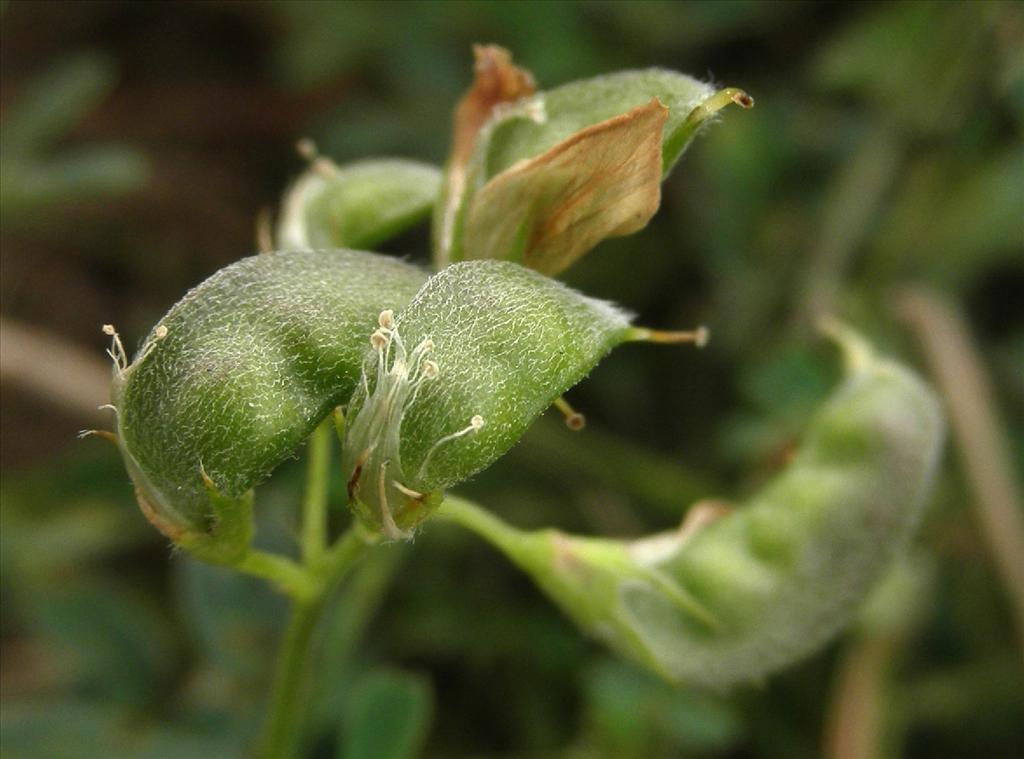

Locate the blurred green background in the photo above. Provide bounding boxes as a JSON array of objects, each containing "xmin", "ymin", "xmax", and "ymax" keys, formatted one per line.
[{"xmin": 2, "ymin": 1, "xmax": 1022, "ymax": 757}]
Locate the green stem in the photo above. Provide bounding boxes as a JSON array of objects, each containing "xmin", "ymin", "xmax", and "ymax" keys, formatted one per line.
[
  {"xmin": 258, "ymin": 529, "xmax": 370, "ymax": 758},
  {"xmin": 260, "ymin": 595, "xmax": 324, "ymax": 759},
  {"xmin": 258, "ymin": 414, "xmax": 373, "ymax": 758},
  {"xmin": 437, "ymin": 495, "xmax": 527, "ymax": 557},
  {"xmin": 236, "ymin": 550, "xmax": 315, "ymax": 600},
  {"xmin": 315, "ymin": 524, "xmax": 374, "ymax": 584},
  {"xmin": 301, "ymin": 418, "xmax": 333, "ymax": 565}
]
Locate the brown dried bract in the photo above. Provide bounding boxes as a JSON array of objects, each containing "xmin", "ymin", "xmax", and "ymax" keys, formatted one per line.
[
  {"xmin": 451, "ymin": 44, "xmax": 536, "ymax": 170},
  {"xmin": 679, "ymin": 499, "xmax": 734, "ymax": 542},
  {"xmin": 436, "ymin": 45, "xmax": 537, "ymax": 264}
]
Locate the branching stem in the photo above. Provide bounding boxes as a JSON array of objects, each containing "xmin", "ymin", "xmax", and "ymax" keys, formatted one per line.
[
  {"xmin": 255, "ymin": 417, "xmax": 373, "ymax": 758},
  {"xmin": 301, "ymin": 418, "xmax": 333, "ymax": 565}
]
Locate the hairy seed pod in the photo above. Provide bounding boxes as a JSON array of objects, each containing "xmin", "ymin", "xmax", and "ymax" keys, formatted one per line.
[
  {"xmin": 340, "ymin": 260, "xmax": 669, "ymax": 540},
  {"xmin": 441, "ymin": 325, "xmax": 944, "ymax": 687},
  {"xmin": 111, "ymin": 250, "xmax": 427, "ymax": 555},
  {"xmin": 435, "ymin": 61, "xmax": 753, "ymax": 272},
  {"xmin": 277, "ymin": 157, "xmax": 441, "ymax": 251}
]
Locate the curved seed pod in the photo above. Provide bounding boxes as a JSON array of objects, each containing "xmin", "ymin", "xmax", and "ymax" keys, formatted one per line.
[
  {"xmin": 435, "ymin": 57, "xmax": 753, "ymax": 272},
  {"xmin": 277, "ymin": 157, "xmax": 441, "ymax": 251},
  {"xmin": 440, "ymin": 324, "xmax": 944, "ymax": 688},
  {"xmin": 340, "ymin": 260, "xmax": 705, "ymax": 540},
  {"xmin": 111, "ymin": 250, "xmax": 428, "ymax": 559}
]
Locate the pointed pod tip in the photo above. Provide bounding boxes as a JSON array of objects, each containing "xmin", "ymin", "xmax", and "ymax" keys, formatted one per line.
[
  {"xmin": 817, "ymin": 316, "xmax": 875, "ymax": 375},
  {"xmin": 627, "ymin": 325, "xmax": 710, "ymax": 347},
  {"xmin": 295, "ymin": 137, "xmax": 318, "ymax": 161},
  {"xmin": 566, "ymin": 413, "xmax": 586, "ymax": 432},
  {"xmin": 78, "ymin": 429, "xmax": 119, "ymax": 445},
  {"xmin": 553, "ymin": 396, "xmax": 587, "ymax": 431},
  {"xmin": 728, "ymin": 89, "xmax": 754, "ymax": 109},
  {"xmin": 694, "ymin": 325, "xmax": 710, "ymax": 348},
  {"xmin": 685, "ymin": 87, "xmax": 755, "ymax": 128}
]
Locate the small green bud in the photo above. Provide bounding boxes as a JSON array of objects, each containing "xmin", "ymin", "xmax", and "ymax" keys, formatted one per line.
[
  {"xmin": 110, "ymin": 249, "xmax": 427, "ymax": 556},
  {"xmin": 277, "ymin": 154, "xmax": 441, "ymax": 250},
  {"xmin": 442, "ymin": 324, "xmax": 943, "ymax": 687}
]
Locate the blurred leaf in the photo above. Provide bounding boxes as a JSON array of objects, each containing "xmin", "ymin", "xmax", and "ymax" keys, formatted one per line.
[
  {"xmin": 0, "ymin": 499, "xmax": 145, "ymax": 581},
  {"xmin": 0, "ymin": 449, "xmax": 152, "ymax": 580},
  {"xmin": 175, "ymin": 555, "xmax": 288, "ymax": 680},
  {"xmin": 27, "ymin": 580, "xmax": 176, "ymax": 704},
  {"xmin": 339, "ymin": 670, "xmax": 433, "ymax": 759},
  {"xmin": 582, "ymin": 658, "xmax": 742, "ymax": 755},
  {"xmin": 719, "ymin": 341, "xmax": 836, "ymax": 466},
  {"xmin": 0, "ymin": 53, "xmax": 148, "ymax": 225},
  {"xmin": 270, "ymin": 1, "xmax": 392, "ymax": 90},
  {"xmin": 0, "ymin": 699, "xmax": 240, "ymax": 759},
  {"xmin": 311, "ymin": 546, "xmax": 407, "ymax": 728},
  {"xmin": 813, "ymin": 1, "xmax": 996, "ymax": 134},
  {"xmin": 1, "ymin": 700, "xmax": 122, "ymax": 759},
  {"xmin": 0, "ymin": 53, "xmax": 115, "ymax": 155},
  {"xmin": 869, "ymin": 146, "xmax": 1024, "ymax": 288},
  {"xmin": 1, "ymin": 148, "xmax": 148, "ymax": 219}
]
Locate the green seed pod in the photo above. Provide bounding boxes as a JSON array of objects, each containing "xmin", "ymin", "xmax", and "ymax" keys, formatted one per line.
[
  {"xmin": 110, "ymin": 249, "xmax": 427, "ymax": 560},
  {"xmin": 435, "ymin": 56, "xmax": 753, "ymax": 272},
  {"xmin": 440, "ymin": 324, "xmax": 943, "ymax": 688},
  {"xmin": 340, "ymin": 260, "xmax": 705, "ymax": 540},
  {"xmin": 277, "ymin": 157, "xmax": 441, "ymax": 250},
  {"xmin": 479, "ymin": 70, "xmax": 745, "ymax": 180}
]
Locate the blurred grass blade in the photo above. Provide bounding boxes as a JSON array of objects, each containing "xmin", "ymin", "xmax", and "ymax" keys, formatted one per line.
[
  {"xmin": 0, "ymin": 147, "xmax": 148, "ymax": 218},
  {"xmin": 0, "ymin": 53, "xmax": 116, "ymax": 155}
]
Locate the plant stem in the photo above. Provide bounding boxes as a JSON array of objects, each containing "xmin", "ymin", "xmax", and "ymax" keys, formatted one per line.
[
  {"xmin": 258, "ymin": 413, "xmax": 374, "ymax": 758},
  {"xmin": 258, "ymin": 528, "xmax": 370, "ymax": 758},
  {"xmin": 315, "ymin": 524, "xmax": 373, "ymax": 584},
  {"xmin": 301, "ymin": 418, "xmax": 333, "ymax": 565},
  {"xmin": 436, "ymin": 495, "xmax": 525, "ymax": 557},
  {"xmin": 237, "ymin": 550, "xmax": 316, "ymax": 600},
  {"xmin": 260, "ymin": 595, "xmax": 324, "ymax": 759}
]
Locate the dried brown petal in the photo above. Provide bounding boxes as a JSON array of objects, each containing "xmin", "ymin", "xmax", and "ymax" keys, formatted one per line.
[
  {"xmin": 462, "ymin": 99, "xmax": 669, "ymax": 276},
  {"xmin": 435, "ymin": 45, "xmax": 536, "ymax": 265}
]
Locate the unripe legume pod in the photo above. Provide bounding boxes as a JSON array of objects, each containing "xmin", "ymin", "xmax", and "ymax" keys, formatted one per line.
[
  {"xmin": 480, "ymin": 69, "xmax": 732, "ymax": 181},
  {"xmin": 277, "ymin": 158, "xmax": 441, "ymax": 251},
  {"xmin": 340, "ymin": 260, "xmax": 699, "ymax": 540},
  {"xmin": 436, "ymin": 60, "xmax": 753, "ymax": 272},
  {"xmin": 440, "ymin": 325, "xmax": 944, "ymax": 687},
  {"xmin": 111, "ymin": 249, "xmax": 427, "ymax": 554}
]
